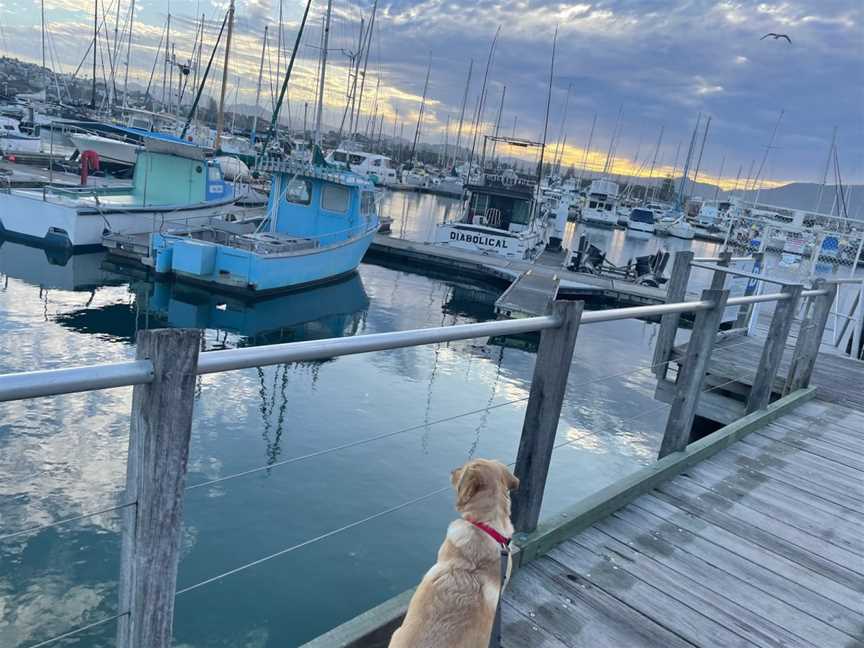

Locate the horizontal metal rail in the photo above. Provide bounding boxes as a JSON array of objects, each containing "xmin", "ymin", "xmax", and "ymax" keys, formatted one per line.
[
  {"xmin": 692, "ymin": 256, "xmax": 753, "ymax": 263},
  {"xmin": 0, "ymin": 291, "xmax": 830, "ymax": 403},
  {"xmin": 689, "ymin": 262, "xmax": 794, "ymax": 285}
]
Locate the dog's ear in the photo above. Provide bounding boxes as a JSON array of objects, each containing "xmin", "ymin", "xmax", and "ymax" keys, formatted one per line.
[
  {"xmin": 504, "ymin": 467, "xmax": 519, "ymax": 491},
  {"xmin": 455, "ymin": 465, "xmax": 484, "ymax": 508}
]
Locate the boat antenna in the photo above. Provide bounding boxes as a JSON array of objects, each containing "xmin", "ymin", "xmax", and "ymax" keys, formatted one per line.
[
  {"xmin": 264, "ymin": 0, "xmax": 313, "ymax": 150},
  {"xmin": 214, "ymin": 0, "xmax": 235, "ymax": 151},
  {"xmin": 536, "ymin": 25, "xmax": 557, "ymax": 187},
  {"xmin": 467, "ymin": 25, "xmax": 501, "ymax": 177},
  {"xmin": 314, "ymin": 0, "xmax": 334, "ymax": 148},
  {"xmin": 181, "ymin": 9, "xmax": 229, "ymax": 140}
]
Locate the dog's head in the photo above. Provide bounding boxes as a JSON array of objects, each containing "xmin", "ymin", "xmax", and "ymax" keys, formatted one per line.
[{"xmin": 450, "ymin": 459, "xmax": 519, "ymax": 511}]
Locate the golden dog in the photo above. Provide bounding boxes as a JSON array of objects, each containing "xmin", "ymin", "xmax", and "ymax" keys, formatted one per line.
[{"xmin": 389, "ymin": 459, "xmax": 519, "ymax": 648}]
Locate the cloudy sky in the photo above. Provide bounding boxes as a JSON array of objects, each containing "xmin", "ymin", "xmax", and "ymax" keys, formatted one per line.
[{"xmin": 1, "ymin": 0, "xmax": 861, "ymax": 187}]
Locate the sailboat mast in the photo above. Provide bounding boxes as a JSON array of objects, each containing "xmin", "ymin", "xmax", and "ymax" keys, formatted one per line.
[
  {"xmin": 122, "ymin": 0, "xmax": 135, "ymax": 106},
  {"xmin": 314, "ymin": 0, "xmax": 333, "ymax": 147},
  {"xmin": 91, "ymin": 0, "xmax": 98, "ymax": 107},
  {"xmin": 452, "ymin": 58, "xmax": 473, "ymax": 168},
  {"xmin": 490, "ymin": 85, "xmax": 505, "ymax": 162},
  {"xmin": 815, "ymin": 125, "xmax": 837, "ymax": 213},
  {"xmin": 41, "ymin": 0, "xmax": 47, "ymax": 93},
  {"xmin": 645, "ymin": 125, "xmax": 663, "ymax": 197},
  {"xmin": 691, "ymin": 115, "xmax": 711, "ymax": 188},
  {"xmin": 577, "ymin": 112, "xmax": 596, "ymax": 187},
  {"xmin": 712, "ymin": 153, "xmax": 726, "ymax": 202},
  {"xmin": 214, "ymin": 0, "xmax": 235, "ymax": 150},
  {"xmin": 250, "ymin": 25, "xmax": 268, "ymax": 143},
  {"xmin": 536, "ymin": 25, "xmax": 557, "ymax": 187},
  {"xmin": 677, "ymin": 113, "xmax": 701, "ymax": 206},
  {"xmin": 353, "ymin": 0, "xmax": 378, "ymax": 137},
  {"xmin": 410, "ymin": 53, "xmax": 431, "ymax": 161},
  {"xmin": 752, "ymin": 109, "xmax": 784, "ymax": 206}
]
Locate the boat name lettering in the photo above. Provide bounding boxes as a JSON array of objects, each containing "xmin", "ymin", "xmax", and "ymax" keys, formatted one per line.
[{"xmin": 450, "ymin": 231, "xmax": 509, "ymax": 249}]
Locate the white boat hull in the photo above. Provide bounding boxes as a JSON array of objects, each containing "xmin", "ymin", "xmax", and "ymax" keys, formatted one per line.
[
  {"xmin": 69, "ymin": 134, "xmax": 140, "ymax": 165},
  {"xmin": 628, "ymin": 221, "xmax": 655, "ymax": 234},
  {"xmin": 435, "ymin": 222, "xmax": 547, "ymax": 260},
  {"xmin": 0, "ymin": 191, "xmax": 240, "ymax": 249},
  {"xmin": 582, "ymin": 209, "xmax": 619, "ymax": 227},
  {"xmin": 0, "ymin": 135, "xmax": 41, "ymax": 154}
]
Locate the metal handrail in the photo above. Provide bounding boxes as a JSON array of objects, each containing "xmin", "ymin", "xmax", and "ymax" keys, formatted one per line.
[
  {"xmin": 692, "ymin": 256, "xmax": 753, "ymax": 263},
  {"xmin": 0, "ymin": 291, "xmax": 829, "ymax": 404}
]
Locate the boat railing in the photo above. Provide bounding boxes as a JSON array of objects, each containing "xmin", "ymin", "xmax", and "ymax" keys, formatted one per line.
[{"xmin": 0, "ymin": 253, "xmax": 846, "ymax": 647}]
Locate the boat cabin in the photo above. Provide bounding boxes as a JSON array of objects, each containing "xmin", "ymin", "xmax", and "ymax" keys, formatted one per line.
[
  {"xmin": 325, "ymin": 149, "xmax": 398, "ymax": 186},
  {"xmin": 464, "ymin": 171, "xmax": 537, "ymax": 233},
  {"xmin": 132, "ymin": 139, "xmax": 233, "ymax": 206}
]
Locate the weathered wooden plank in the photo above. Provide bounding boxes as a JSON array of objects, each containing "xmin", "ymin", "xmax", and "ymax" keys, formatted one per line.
[
  {"xmin": 747, "ymin": 284, "xmax": 802, "ymax": 413},
  {"xmin": 513, "ymin": 300, "xmax": 583, "ymax": 533},
  {"xmin": 725, "ymin": 439, "xmax": 860, "ymax": 498},
  {"xmin": 117, "ymin": 329, "xmax": 201, "ymax": 648},
  {"xmin": 560, "ymin": 527, "xmax": 828, "ymax": 648},
  {"xmin": 507, "ymin": 562, "xmax": 697, "ymax": 648},
  {"xmin": 703, "ymin": 448, "xmax": 863, "ymax": 513},
  {"xmin": 659, "ymin": 289, "xmax": 729, "ymax": 457},
  {"xmin": 709, "ymin": 251, "xmax": 733, "ymax": 290},
  {"xmin": 737, "ymin": 433, "xmax": 863, "ymax": 486},
  {"xmin": 500, "ymin": 602, "xmax": 571, "ymax": 648},
  {"xmin": 694, "ymin": 455, "xmax": 864, "ymax": 523},
  {"xmin": 753, "ymin": 426, "xmax": 864, "ymax": 472},
  {"xmin": 550, "ymin": 535, "xmax": 780, "ymax": 648},
  {"xmin": 299, "ymin": 589, "xmax": 414, "ymax": 648},
  {"xmin": 655, "ymin": 480, "xmax": 864, "ymax": 579},
  {"xmin": 597, "ymin": 507, "xmax": 863, "ymax": 645},
  {"xmin": 653, "ymin": 250, "xmax": 694, "ymax": 380},
  {"xmin": 762, "ymin": 418, "xmax": 860, "ymax": 457},
  {"xmin": 631, "ymin": 495, "xmax": 864, "ymax": 616},
  {"xmin": 796, "ymin": 401, "xmax": 864, "ymax": 434},
  {"xmin": 514, "ymin": 387, "xmax": 817, "ymax": 565}
]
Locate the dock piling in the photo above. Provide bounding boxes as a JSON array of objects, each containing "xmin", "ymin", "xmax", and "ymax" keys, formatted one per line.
[
  {"xmin": 785, "ymin": 279, "xmax": 838, "ymax": 393},
  {"xmin": 747, "ymin": 283, "xmax": 802, "ymax": 413},
  {"xmin": 658, "ymin": 288, "xmax": 729, "ymax": 458},
  {"xmin": 118, "ymin": 329, "xmax": 201, "ymax": 648},
  {"xmin": 512, "ymin": 300, "xmax": 583, "ymax": 533},
  {"xmin": 653, "ymin": 251, "xmax": 694, "ymax": 380}
]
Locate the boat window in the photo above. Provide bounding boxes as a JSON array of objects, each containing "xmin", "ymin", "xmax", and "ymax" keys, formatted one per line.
[
  {"xmin": 605, "ymin": 203, "xmax": 612, "ymax": 211},
  {"xmin": 631, "ymin": 209, "xmax": 654, "ymax": 223},
  {"xmin": 322, "ymin": 184, "xmax": 350, "ymax": 213},
  {"xmin": 349, "ymin": 154, "xmax": 366, "ymax": 165},
  {"xmin": 372, "ymin": 159, "xmax": 381, "ymax": 167},
  {"xmin": 208, "ymin": 165, "xmax": 222, "ymax": 181},
  {"xmin": 589, "ymin": 201, "xmax": 598, "ymax": 209},
  {"xmin": 285, "ymin": 178, "xmax": 312, "ymax": 205},
  {"xmin": 361, "ymin": 192, "xmax": 377, "ymax": 215},
  {"xmin": 333, "ymin": 151, "xmax": 348, "ymax": 162},
  {"xmin": 511, "ymin": 200, "xmax": 531, "ymax": 225}
]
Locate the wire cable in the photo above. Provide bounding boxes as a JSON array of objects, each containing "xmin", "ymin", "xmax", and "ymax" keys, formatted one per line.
[
  {"xmin": 0, "ymin": 501, "xmax": 135, "ymax": 543},
  {"xmin": 23, "ymin": 611, "xmax": 129, "ymax": 648}
]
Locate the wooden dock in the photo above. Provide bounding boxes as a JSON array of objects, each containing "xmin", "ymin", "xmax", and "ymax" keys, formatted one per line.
[
  {"xmin": 503, "ymin": 396, "xmax": 864, "ymax": 648},
  {"xmin": 367, "ymin": 235, "xmax": 668, "ymax": 308}
]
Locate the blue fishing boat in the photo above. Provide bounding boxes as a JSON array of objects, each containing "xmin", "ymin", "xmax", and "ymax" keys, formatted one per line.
[{"xmin": 150, "ymin": 153, "xmax": 380, "ymax": 293}]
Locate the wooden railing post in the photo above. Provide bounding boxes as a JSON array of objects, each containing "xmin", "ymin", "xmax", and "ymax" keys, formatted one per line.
[
  {"xmin": 785, "ymin": 280, "xmax": 837, "ymax": 393},
  {"xmin": 653, "ymin": 250, "xmax": 693, "ymax": 380},
  {"xmin": 746, "ymin": 283, "xmax": 802, "ymax": 413},
  {"xmin": 512, "ymin": 300, "xmax": 583, "ymax": 533},
  {"xmin": 709, "ymin": 251, "xmax": 733, "ymax": 290},
  {"xmin": 118, "ymin": 329, "xmax": 201, "ymax": 648},
  {"xmin": 658, "ymin": 288, "xmax": 729, "ymax": 458}
]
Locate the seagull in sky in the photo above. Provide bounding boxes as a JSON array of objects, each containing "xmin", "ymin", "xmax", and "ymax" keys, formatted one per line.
[{"xmin": 760, "ymin": 33, "xmax": 792, "ymax": 43}]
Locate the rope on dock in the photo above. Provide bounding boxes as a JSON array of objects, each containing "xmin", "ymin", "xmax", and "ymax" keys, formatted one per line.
[{"xmin": 22, "ymin": 611, "xmax": 129, "ymax": 648}]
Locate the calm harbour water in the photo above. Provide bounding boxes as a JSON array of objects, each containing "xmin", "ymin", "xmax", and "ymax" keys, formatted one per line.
[{"xmin": 7, "ymin": 189, "xmax": 837, "ymax": 647}]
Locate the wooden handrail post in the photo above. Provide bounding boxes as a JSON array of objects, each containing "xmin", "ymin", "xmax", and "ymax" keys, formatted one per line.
[
  {"xmin": 512, "ymin": 300, "xmax": 583, "ymax": 533},
  {"xmin": 658, "ymin": 288, "xmax": 729, "ymax": 459},
  {"xmin": 746, "ymin": 283, "xmax": 802, "ymax": 413},
  {"xmin": 709, "ymin": 251, "xmax": 733, "ymax": 290},
  {"xmin": 118, "ymin": 329, "xmax": 201, "ymax": 648},
  {"xmin": 785, "ymin": 280, "xmax": 837, "ymax": 393},
  {"xmin": 653, "ymin": 250, "xmax": 694, "ymax": 380}
]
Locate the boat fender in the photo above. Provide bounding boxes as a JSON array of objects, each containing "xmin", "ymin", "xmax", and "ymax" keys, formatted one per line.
[{"xmin": 80, "ymin": 150, "xmax": 100, "ymax": 186}]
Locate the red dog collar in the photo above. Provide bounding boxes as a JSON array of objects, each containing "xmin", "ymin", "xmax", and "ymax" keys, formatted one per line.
[{"xmin": 468, "ymin": 519, "xmax": 511, "ymax": 548}]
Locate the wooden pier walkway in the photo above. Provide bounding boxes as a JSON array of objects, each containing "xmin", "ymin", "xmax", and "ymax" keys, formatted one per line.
[{"xmin": 502, "ymin": 396, "xmax": 864, "ymax": 648}]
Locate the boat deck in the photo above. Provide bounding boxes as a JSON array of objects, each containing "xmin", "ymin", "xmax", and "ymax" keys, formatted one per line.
[{"xmin": 502, "ymin": 397, "xmax": 864, "ymax": 647}]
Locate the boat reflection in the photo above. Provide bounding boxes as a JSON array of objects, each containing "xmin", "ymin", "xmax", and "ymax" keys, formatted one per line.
[{"xmin": 0, "ymin": 237, "xmax": 125, "ymax": 291}]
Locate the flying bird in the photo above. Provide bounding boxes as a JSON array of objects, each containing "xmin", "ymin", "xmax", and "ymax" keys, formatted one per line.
[{"xmin": 760, "ymin": 33, "xmax": 791, "ymax": 43}]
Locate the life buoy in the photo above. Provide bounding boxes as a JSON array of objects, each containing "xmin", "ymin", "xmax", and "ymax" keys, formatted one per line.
[{"xmin": 80, "ymin": 150, "xmax": 100, "ymax": 186}]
